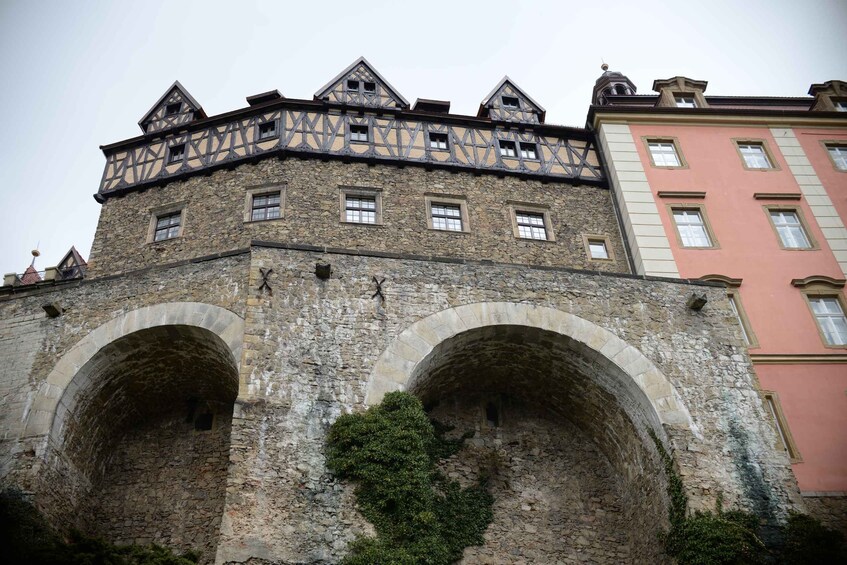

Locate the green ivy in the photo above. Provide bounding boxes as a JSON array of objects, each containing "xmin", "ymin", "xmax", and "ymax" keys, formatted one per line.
[
  {"xmin": 781, "ymin": 512, "xmax": 846, "ymax": 564},
  {"xmin": 326, "ymin": 391, "xmax": 493, "ymax": 564},
  {"xmin": 0, "ymin": 488, "xmax": 199, "ymax": 565}
]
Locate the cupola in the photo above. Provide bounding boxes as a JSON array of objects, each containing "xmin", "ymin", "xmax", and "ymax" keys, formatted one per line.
[{"xmin": 592, "ymin": 64, "xmax": 637, "ymax": 106}]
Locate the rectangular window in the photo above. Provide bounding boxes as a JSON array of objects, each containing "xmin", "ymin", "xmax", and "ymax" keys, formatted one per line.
[
  {"xmin": 429, "ymin": 132, "xmax": 448, "ymax": 150},
  {"xmin": 502, "ymin": 96, "xmax": 519, "ymax": 109},
  {"xmin": 430, "ymin": 203, "xmax": 463, "ymax": 232},
  {"xmin": 588, "ymin": 240, "xmax": 609, "ymax": 259},
  {"xmin": 809, "ymin": 297, "xmax": 847, "ymax": 346},
  {"xmin": 674, "ymin": 95, "xmax": 697, "ymax": 108},
  {"xmin": 350, "ymin": 125, "xmax": 369, "ymax": 142},
  {"xmin": 519, "ymin": 143, "xmax": 538, "ymax": 160},
  {"xmin": 345, "ymin": 195, "xmax": 377, "ymax": 224},
  {"xmin": 827, "ymin": 144, "xmax": 847, "ymax": 170},
  {"xmin": 258, "ymin": 121, "xmax": 278, "ymax": 140},
  {"xmin": 769, "ymin": 210, "xmax": 811, "ymax": 249},
  {"xmin": 834, "ymin": 100, "xmax": 847, "ymax": 112},
  {"xmin": 738, "ymin": 142, "xmax": 773, "ymax": 169},
  {"xmin": 672, "ymin": 208, "xmax": 712, "ymax": 247},
  {"xmin": 165, "ymin": 102, "xmax": 182, "ymax": 116},
  {"xmin": 168, "ymin": 144, "xmax": 185, "ymax": 163},
  {"xmin": 251, "ymin": 191, "xmax": 281, "ymax": 221},
  {"xmin": 764, "ymin": 393, "xmax": 799, "ymax": 460},
  {"xmin": 346, "ymin": 79, "xmax": 359, "ymax": 91},
  {"xmin": 363, "ymin": 81, "xmax": 376, "ymax": 93},
  {"xmin": 647, "ymin": 141, "xmax": 682, "ymax": 167},
  {"xmin": 499, "ymin": 140, "xmax": 517, "ymax": 158},
  {"xmin": 728, "ymin": 294, "xmax": 751, "ymax": 346},
  {"xmin": 154, "ymin": 212, "xmax": 181, "ymax": 241},
  {"xmin": 516, "ymin": 211, "xmax": 547, "ymax": 240}
]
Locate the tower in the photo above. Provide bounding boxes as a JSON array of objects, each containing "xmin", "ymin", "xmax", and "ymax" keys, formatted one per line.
[{"xmin": 592, "ymin": 63, "xmax": 637, "ymax": 105}]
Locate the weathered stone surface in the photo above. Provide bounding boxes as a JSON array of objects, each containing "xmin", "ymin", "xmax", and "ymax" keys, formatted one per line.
[{"xmin": 803, "ymin": 494, "xmax": 847, "ymax": 537}]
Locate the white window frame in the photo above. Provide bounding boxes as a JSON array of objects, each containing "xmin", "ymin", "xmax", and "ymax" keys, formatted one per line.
[
  {"xmin": 647, "ymin": 140, "xmax": 682, "ymax": 167},
  {"xmin": 429, "ymin": 132, "xmax": 449, "ymax": 151},
  {"xmin": 674, "ymin": 95, "xmax": 697, "ymax": 108},
  {"xmin": 808, "ymin": 296, "xmax": 847, "ymax": 346},
  {"xmin": 671, "ymin": 207, "xmax": 714, "ymax": 248},
  {"xmin": 738, "ymin": 143, "xmax": 772, "ymax": 169},
  {"xmin": 258, "ymin": 121, "xmax": 279, "ymax": 141},
  {"xmin": 768, "ymin": 209, "xmax": 812, "ymax": 249},
  {"xmin": 244, "ymin": 185, "xmax": 285, "ymax": 223},
  {"xmin": 499, "ymin": 140, "xmax": 517, "ymax": 158},
  {"xmin": 425, "ymin": 195, "xmax": 469, "ymax": 233},
  {"xmin": 519, "ymin": 142, "xmax": 538, "ymax": 160},
  {"xmin": 339, "ymin": 187, "xmax": 382, "ymax": 225},
  {"xmin": 168, "ymin": 143, "xmax": 185, "ymax": 163},
  {"xmin": 826, "ymin": 144, "xmax": 847, "ymax": 170},
  {"xmin": 349, "ymin": 124, "xmax": 370, "ymax": 143}
]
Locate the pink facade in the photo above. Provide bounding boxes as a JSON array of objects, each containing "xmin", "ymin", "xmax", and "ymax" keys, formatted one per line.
[{"xmin": 630, "ymin": 122, "xmax": 847, "ymax": 492}]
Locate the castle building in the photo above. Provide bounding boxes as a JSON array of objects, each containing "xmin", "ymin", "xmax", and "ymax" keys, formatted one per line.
[
  {"xmin": 0, "ymin": 59, "xmax": 820, "ymax": 563},
  {"xmin": 590, "ymin": 69, "xmax": 847, "ymax": 531}
]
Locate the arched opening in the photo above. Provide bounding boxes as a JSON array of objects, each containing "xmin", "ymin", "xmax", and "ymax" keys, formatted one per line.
[
  {"xmin": 615, "ymin": 84, "xmax": 628, "ymax": 95},
  {"xmin": 409, "ymin": 324, "xmax": 670, "ymax": 563},
  {"xmin": 42, "ymin": 324, "xmax": 239, "ymax": 563}
]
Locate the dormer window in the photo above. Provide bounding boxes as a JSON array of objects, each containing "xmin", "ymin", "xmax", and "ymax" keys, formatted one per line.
[
  {"xmin": 499, "ymin": 140, "xmax": 517, "ymax": 158},
  {"xmin": 168, "ymin": 144, "xmax": 185, "ymax": 163},
  {"xmin": 258, "ymin": 121, "xmax": 278, "ymax": 140},
  {"xmin": 363, "ymin": 81, "xmax": 376, "ymax": 94},
  {"xmin": 165, "ymin": 102, "xmax": 182, "ymax": 116},
  {"xmin": 347, "ymin": 79, "xmax": 359, "ymax": 91},
  {"xmin": 501, "ymin": 96, "xmax": 519, "ymax": 109},
  {"xmin": 674, "ymin": 95, "xmax": 697, "ymax": 108}
]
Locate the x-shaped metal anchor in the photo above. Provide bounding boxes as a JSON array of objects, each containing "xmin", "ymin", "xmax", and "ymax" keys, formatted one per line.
[
  {"xmin": 259, "ymin": 267, "xmax": 274, "ymax": 295},
  {"xmin": 371, "ymin": 276, "xmax": 386, "ymax": 301}
]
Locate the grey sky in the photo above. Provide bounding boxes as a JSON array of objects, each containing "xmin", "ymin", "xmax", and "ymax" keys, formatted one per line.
[{"xmin": 1, "ymin": 0, "xmax": 845, "ymax": 276}]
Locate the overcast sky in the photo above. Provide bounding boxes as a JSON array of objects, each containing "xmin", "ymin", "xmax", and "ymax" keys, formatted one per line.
[{"xmin": 1, "ymin": 0, "xmax": 845, "ymax": 277}]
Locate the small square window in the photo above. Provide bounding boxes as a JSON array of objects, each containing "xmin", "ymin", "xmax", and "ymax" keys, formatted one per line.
[
  {"xmin": 809, "ymin": 296, "xmax": 847, "ymax": 346},
  {"xmin": 737, "ymin": 142, "xmax": 773, "ymax": 169},
  {"xmin": 429, "ymin": 132, "xmax": 449, "ymax": 151},
  {"xmin": 516, "ymin": 211, "xmax": 547, "ymax": 240},
  {"xmin": 769, "ymin": 209, "xmax": 811, "ymax": 249},
  {"xmin": 499, "ymin": 140, "xmax": 517, "ymax": 158},
  {"xmin": 834, "ymin": 100, "xmax": 847, "ymax": 112},
  {"xmin": 672, "ymin": 208, "xmax": 713, "ymax": 248},
  {"xmin": 251, "ymin": 191, "xmax": 281, "ymax": 221},
  {"xmin": 502, "ymin": 96, "xmax": 519, "ymax": 109},
  {"xmin": 168, "ymin": 144, "xmax": 185, "ymax": 163},
  {"xmin": 165, "ymin": 102, "xmax": 182, "ymax": 116},
  {"xmin": 258, "ymin": 121, "xmax": 278, "ymax": 140},
  {"xmin": 345, "ymin": 195, "xmax": 377, "ymax": 224},
  {"xmin": 363, "ymin": 81, "xmax": 376, "ymax": 93},
  {"xmin": 588, "ymin": 240, "xmax": 608, "ymax": 259},
  {"xmin": 350, "ymin": 125, "xmax": 369, "ymax": 142},
  {"xmin": 826, "ymin": 144, "xmax": 847, "ymax": 170},
  {"xmin": 347, "ymin": 79, "xmax": 359, "ymax": 91},
  {"xmin": 674, "ymin": 95, "xmax": 697, "ymax": 108},
  {"xmin": 154, "ymin": 211, "xmax": 181, "ymax": 241},
  {"xmin": 583, "ymin": 234, "xmax": 614, "ymax": 262},
  {"xmin": 430, "ymin": 203, "xmax": 463, "ymax": 232},
  {"xmin": 519, "ymin": 143, "xmax": 538, "ymax": 160},
  {"xmin": 647, "ymin": 140, "xmax": 682, "ymax": 167}
]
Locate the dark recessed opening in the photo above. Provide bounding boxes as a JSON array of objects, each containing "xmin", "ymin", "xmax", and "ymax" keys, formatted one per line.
[
  {"xmin": 485, "ymin": 401, "xmax": 500, "ymax": 427},
  {"xmin": 166, "ymin": 102, "xmax": 182, "ymax": 116},
  {"xmin": 259, "ymin": 121, "xmax": 278, "ymax": 140},
  {"xmin": 363, "ymin": 81, "xmax": 376, "ymax": 93},
  {"xmin": 347, "ymin": 79, "xmax": 359, "ymax": 91},
  {"xmin": 502, "ymin": 96, "xmax": 519, "ymax": 109},
  {"xmin": 194, "ymin": 413, "xmax": 214, "ymax": 431}
]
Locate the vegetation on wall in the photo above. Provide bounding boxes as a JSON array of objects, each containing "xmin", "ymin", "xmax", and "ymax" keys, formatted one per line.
[
  {"xmin": 0, "ymin": 488, "xmax": 199, "ymax": 565},
  {"xmin": 326, "ymin": 391, "xmax": 493, "ymax": 564}
]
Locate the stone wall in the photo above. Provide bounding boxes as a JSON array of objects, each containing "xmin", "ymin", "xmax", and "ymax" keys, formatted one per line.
[
  {"xmin": 88, "ymin": 159, "xmax": 629, "ymax": 278},
  {"xmin": 803, "ymin": 494, "xmax": 847, "ymax": 537}
]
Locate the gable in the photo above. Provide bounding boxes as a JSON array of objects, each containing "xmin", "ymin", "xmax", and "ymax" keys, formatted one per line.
[
  {"xmin": 314, "ymin": 56, "xmax": 409, "ymax": 109},
  {"xmin": 479, "ymin": 77, "xmax": 546, "ymax": 123},
  {"xmin": 57, "ymin": 246, "xmax": 87, "ymax": 279},
  {"xmin": 138, "ymin": 81, "xmax": 206, "ymax": 134}
]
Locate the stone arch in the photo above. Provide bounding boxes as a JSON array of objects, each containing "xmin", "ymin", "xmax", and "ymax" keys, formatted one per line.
[
  {"xmin": 366, "ymin": 301, "xmax": 696, "ymax": 435},
  {"xmin": 24, "ymin": 302, "xmax": 243, "ymax": 440}
]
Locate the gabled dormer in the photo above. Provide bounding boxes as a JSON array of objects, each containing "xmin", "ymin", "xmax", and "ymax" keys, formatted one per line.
[
  {"xmin": 652, "ymin": 77, "xmax": 709, "ymax": 109},
  {"xmin": 808, "ymin": 80, "xmax": 847, "ymax": 112},
  {"xmin": 56, "ymin": 246, "xmax": 87, "ymax": 280},
  {"xmin": 138, "ymin": 81, "xmax": 206, "ymax": 134},
  {"xmin": 478, "ymin": 77, "xmax": 546, "ymax": 124},
  {"xmin": 314, "ymin": 56, "xmax": 409, "ymax": 110}
]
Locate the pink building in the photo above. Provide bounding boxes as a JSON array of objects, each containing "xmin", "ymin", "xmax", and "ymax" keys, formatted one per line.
[{"xmin": 590, "ymin": 70, "xmax": 847, "ymax": 532}]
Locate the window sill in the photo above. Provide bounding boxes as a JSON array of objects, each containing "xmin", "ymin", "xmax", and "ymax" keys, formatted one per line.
[
  {"xmin": 341, "ymin": 221, "xmax": 384, "ymax": 227},
  {"xmin": 428, "ymin": 228, "xmax": 470, "ymax": 235},
  {"xmin": 245, "ymin": 218, "xmax": 284, "ymax": 224}
]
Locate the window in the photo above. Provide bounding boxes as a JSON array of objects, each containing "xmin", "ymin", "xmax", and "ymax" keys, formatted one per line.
[
  {"xmin": 153, "ymin": 211, "xmax": 181, "ymax": 241},
  {"xmin": 672, "ymin": 208, "xmax": 713, "ymax": 248},
  {"xmin": 735, "ymin": 141, "xmax": 775, "ymax": 170},
  {"xmin": 363, "ymin": 81, "xmax": 376, "ymax": 93},
  {"xmin": 826, "ymin": 144, "xmax": 847, "ymax": 170},
  {"xmin": 429, "ymin": 132, "xmax": 448, "ymax": 151},
  {"xmin": 834, "ymin": 100, "xmax": 847, "ymax": 112},
  {"xmin": 809, "ymin": 296, "xmax": 847, "ymax": 346},
  {"xmin": 165, "ymin": 102, "xmax": 182, "ymax": 116},
  {"xmin": 728, "ymin": 293, "xmax": 755, "ymax": 347},
  {"xmin": 346, "ymin": 79, "xmax": 359, "ymax": 91},
  {"xmin": 350, "ymin": 124, "xmax": 369, "ymax": 142},
  {"xmin": 251, "ymin": 191, "xmax": 281, "ymax": 221},
  {"xmin": 501, "ymin": 96, "xmax": 519, "ymax": 109},
  {"xmin": 345, "ymin": 195, "xmax": 377, "ymax": 224},
  {"xmin": 588, "ymin": 240, "xmax": 608, "ymax": 259},
  {"xmin": 646, "ymin": 140, "xmax": 682, "ymax": 167},
  {"xmin": 519, "ymin": 143, "xmax": 538, "ymax": 160},
  {"xmin": 168, "ymin": 144, "xmax": 185, "ymax": 163},
  {"xmin": 516, "ymin": 211, "xmax": 547, "ymax": 240},
  {"xmin": 768, "ymin": 209, "xmax": 811, "ymax": 249},
  {"xmin": 430, "ymin": 203, "xmax": 463, "ymax": 231},
  {"xmin": 258, "ymin": 121, "xmax": 278, "ymax": 140},
  {"xmin": 674, "ymin": 95, "xmax": 697, "ymax": 108},
  {"xmin": 499, "ymin": 140, "xmax": 517, "ymax": 158},
  {"xmin": 763, "ymin": 392, "xmax": 799, "ymax": 461}
]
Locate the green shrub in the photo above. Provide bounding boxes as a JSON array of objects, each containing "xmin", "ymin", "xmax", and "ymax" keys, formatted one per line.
[
  {"xmin": 781, "ymin": 512, "xmax": 846, "ymax": 565},
  {"xmin": 326, "ymin": 391, "xmax": 493, "ymax": 564}
]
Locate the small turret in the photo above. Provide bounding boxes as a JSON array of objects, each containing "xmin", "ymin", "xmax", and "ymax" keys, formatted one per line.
[{"xmin": 592, "ymin": 63, "xmax": 637, "ymax": 106}]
